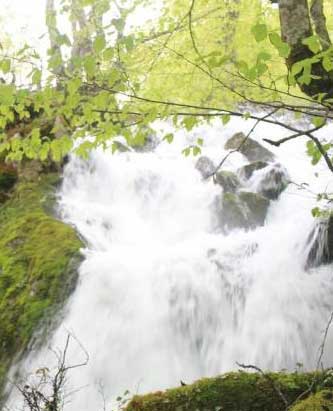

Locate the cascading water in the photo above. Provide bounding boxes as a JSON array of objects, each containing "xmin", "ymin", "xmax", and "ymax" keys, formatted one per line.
[{"xmin": 7, "ymin": 118, "xmax": 333, "ymax": 410}]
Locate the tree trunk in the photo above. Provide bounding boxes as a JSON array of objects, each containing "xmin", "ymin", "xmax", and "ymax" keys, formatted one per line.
[
  {"xmin": 46, "ymin": 0, "xmax": 64, "ymax": 80},
  {"xmin": 278, "ymin": 0, "xmax": 333, "ymax": 99}
]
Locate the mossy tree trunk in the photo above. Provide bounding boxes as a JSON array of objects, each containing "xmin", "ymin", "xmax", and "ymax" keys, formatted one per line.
[{"xmin": 278, "ymin": 0, "xmax": 333, "ymax": 99}]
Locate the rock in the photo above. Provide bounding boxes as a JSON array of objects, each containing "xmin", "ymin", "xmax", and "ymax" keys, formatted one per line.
[
  {"xmin": 238, "ymin": 161, "xmax": 269, "ymax": 180},
  {"xmin": 220, "ymin": 191, "xmax": 270, "ymax": 231},
  {"xmin": 215, "ymin": 170, "xmax": 240, "ymax": 193},
  {"xmin": 225, "ymin": 132, "xmax": 274, "ymax": 162},
  {"xmin": 306, "ymin": 216, "xmax": 333, "ymax": 268},
  {"xmin": 254, "ymin": 163, "xmax": 289, "ymax": 200},
  {"xmin": 239, "ymin": 191, "xmax": 270, "ymax": 227},
  {"xmin": 195, "ymin": 156, "xmax": 215, "ymax": 178}
]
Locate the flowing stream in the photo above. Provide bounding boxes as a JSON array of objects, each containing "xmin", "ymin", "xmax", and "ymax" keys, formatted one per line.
[{"xmin": 7, "ymin": 117, "xmax": 333, "ymax": 410}]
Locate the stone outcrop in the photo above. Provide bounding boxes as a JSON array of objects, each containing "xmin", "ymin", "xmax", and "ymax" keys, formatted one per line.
[
  {"xmin": 225, "ymin": 132, "xmax": 275, "ymax": 162},
  {"xmin": 195, "ymin": 156, "xmax": 215, "ymax": 178},
  {"xmin": 221, "ymin": 191, "xmax": 270, "ymax": 231},
  {"xmin": 215, "ymin": 170, "xmax": 240, "ymax": 193},
  {"xmin": 306, "ymin": 216, "xmax": 333, "ymax": 268}
]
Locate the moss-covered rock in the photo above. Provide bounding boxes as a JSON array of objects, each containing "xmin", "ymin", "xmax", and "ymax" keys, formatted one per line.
[
  {"xmin": 221, "ymin": 191, "xmax": 269, "ymax": 231},
  {"xmin": 215, "ymin": 170, "xmax": 241, "ymax": 193},
  {"xmin": 225, "ymin": 132, "xmax": 274, "ymax": 162},
  {"xmin": 0, "ymin": 172, "xmax": 82, "ymax": 403},
  {"xmin": 126, "ymin": 372, "xmax": 324, "ymax": 411},
  {"xmin": 291, "ymin": 390, "xmax": 333, "ymax": 411}
]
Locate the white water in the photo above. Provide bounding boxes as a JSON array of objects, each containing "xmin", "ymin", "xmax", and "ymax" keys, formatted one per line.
[{"xmin": 7, "ymin": 118, "xmax": 333, "ymax": 410}]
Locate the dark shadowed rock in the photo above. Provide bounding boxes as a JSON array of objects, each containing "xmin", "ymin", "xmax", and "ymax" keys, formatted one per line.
[
  {"xmin": 195, "ymin": 156, "xmax": 215, "ymax": 178},
  {"xmin": 255, "ymin": 163, "xmax": 289, "ymax": 200},
  {"xmin": 225, "ymin": 132, "xmax": 274, "ymax": 162},
  {"xmin": 306, "ymin": 216, "xmax": 333, "ymax": 268},
  {"xmin": 220, "ymin": 191, "xmax": 270, "ymax": 231},
  {"xmin": 215, "ymin": 170, "xmax": 241, "ymax": 193}
]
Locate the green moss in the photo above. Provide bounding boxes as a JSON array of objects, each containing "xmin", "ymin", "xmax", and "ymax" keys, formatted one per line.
[
  {"xmin": 0, "ymin": 172, "xmax": 82, "ymax": 402},
  {"xmin": 291, "ymin": 390, "xmax": 333, "ymax": 411},
  {"xmin": 127, "ymin": 372, "xmax": 327, "ymax": 411}
]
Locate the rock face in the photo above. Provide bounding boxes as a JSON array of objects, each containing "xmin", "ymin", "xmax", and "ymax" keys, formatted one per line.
[
  {"xmin": 221, "ymin": 191, "xmax": 270, "ymax": 231},
  {"xmin": 195, "ymin": 156, "xmax": 215, "ymax": 178},
  {"xmin": 238, "ymin": 162, "xmax": 289, "ymax": 200},
  {"xmin": 0, "ymin": 169, "xmax": 83, "ymax": 404},
  {"xmin": 255, "ymin": 163, "xmax": 289, "ymax": 200},
  {"xmin": 225, "ymin": 132, "xmax": 275, "ymax": 162},
  {"xmin": 215, "ymin": 170, "xmax": 240, "ymax": 193},
  {"xmin": 306, "ymin": 216, "xmax": 333, "ymax": 268},
  {"xmin": 238, "ymin": 161, "xmax": 269, "ymax": 180}
]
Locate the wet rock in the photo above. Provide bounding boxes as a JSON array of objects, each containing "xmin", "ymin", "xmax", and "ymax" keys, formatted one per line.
[
  {"xmin": 225, "ymin": 132, "xmax": 274, "ymax": 162},
  {"xmin": 195, "ymin": 156, "xmax": 215, "ymax": 178},
  {"xmin": 239, "ymin": 191, "xmax": 270, "ymax": 227},
  {"xmin": 215, "ymin": 170, "xmax": 240, "ymax": 193},
  {"xmin": 221, "ymin": 191, "xmax": 270, "ymax": 231},
  {"xmin": 254, "ymin": 163, "xmax": 289, "ymax": 200},
  {"xmin": 238, "ymin": 161, "xmax": 269, "ymax": 180},
  {"xmin": 306, "ymin": 216, "xmax": 333, "ymax": 268}
]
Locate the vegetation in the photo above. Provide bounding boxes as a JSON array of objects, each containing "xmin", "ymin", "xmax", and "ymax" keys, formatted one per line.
[
  {"xmin": 126, "ymin": 371, "xmax": 331, "ymax": 411},
  {"xmin": 1, "ymin": 0, "xmax": 333, "ymax": 409},
  {"xmin": 0, "ymin": 166, "xmax": 82, "ymax": 403}
]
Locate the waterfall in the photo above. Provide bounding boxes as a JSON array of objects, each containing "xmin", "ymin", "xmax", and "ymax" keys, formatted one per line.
[{"xmin": 6, "ymin": 118, "xmax": 333, "ymax": 410}]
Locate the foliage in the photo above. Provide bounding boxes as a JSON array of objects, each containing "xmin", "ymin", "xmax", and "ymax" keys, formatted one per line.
[
  {"xmin": 126, "ymin": 371, "xmax": 328, "ymax": 411},
  {"xmin": 0, "ymin": 170, "xmax": 82, "ymax": 403}
]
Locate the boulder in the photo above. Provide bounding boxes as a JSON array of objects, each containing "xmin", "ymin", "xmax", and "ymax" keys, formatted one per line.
[
  {"xmin": 220, "ymin": 191, "xmax": 270, "ymax": 231},
  {"xmin": 254, "ymin": 163, "xmax": 289, "ymax": 200},
  {"xmin": 238, "ymin": 161, "xmax": 269, "ymax": 180},
  {"xmin": 239, "ymin": 191, "xmax": 270, "ymax": 227},
  {"xmin": 215, "ymin": 170, "xmax": 240, "ymax": 193},
  {"xmin": 306, "ymin": 216, "xmax": 333, "ymax": 268},
  {"xmin": 195, "ymin": 156, "xmax": 215, "ymax": 178},
  {"xmin": 225, "ymin": 132, "xmax": 274, "ymax": 162}
]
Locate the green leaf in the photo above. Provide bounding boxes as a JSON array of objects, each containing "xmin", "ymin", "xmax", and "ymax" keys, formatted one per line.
[
  {"xmin": 312, "ymin": 116, "xmax": 326, "ymax": 128},
  {"xmin": 182, "ymin": 147, "xmax": 191, "ymax": 157},
  {"xmin": 163, "ymin": 133, "xmax": 174, "ymax": 144},
  {"xmin": 0, "ymin": 59, "xmax": 11, "ymax": 74},
  {"xmin": 251, "ymin": 23, "xmax": 268, "ymax": 42},
  {"xmin": 32, "ymin": 69, "xmax": 42, "ymax": 85},
  {"xmin": 197, "ymin": 138, "xmax": 203, "ymax": 146},
  {"xmin": 311, "ymin": 207, "xmax": 321, "ymax": 218},
  {"xmin": 269, "ymin": 32, "xmax": 290, "ymax": 58},
  {"xmin": 322, "ymin": 56, "xmax": 333, "ymax": 72},
  {"xmin": 302, "ymin": 35, "xmax": 321, "ymax": 54},
  {"xmin": 193, "ymin": 146, "xmax": 201, "ymax": 156},
  {"xmin": 222, "ymin": 114, "xmax": 230, "ymax": 125},
  {"xmin": 93, "ymin": 35, "xmax": 106, "ymax": 53}
]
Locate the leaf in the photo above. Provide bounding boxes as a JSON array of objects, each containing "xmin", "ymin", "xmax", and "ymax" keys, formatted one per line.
[
  {"xmin": 311, "ymin": 207, "xmax": 321, "ymax": 217},
  {"xmin": 182, "ymin": 147, "xmax": 191, "ymax": 157},
  {"xmin": 269, "ymin": 32, "xmax": 290, "ymax": 58},
  {"xmin": 222, "ymin": 114, "xmax": 230, "ymax": 125},
  {"xmin": 312, "ymin": 116, "xmax": 326, "ymax": 128},
  {"xmin": 302, "ymin": 35, "xmax": 321, "ymax": 54},
  {"xmin": 32, "ymin": 69, "xmax": 42, "ymax": 85},
  {"xmin": 251, "ymin": 23, "xmax": 268, "ymax": 42},
  {"xmin": 322, "ymin": 56, "xmax": 333, "ymax": 72},
  {"xmin": 163, "ymin": 133, "xmax": 174, "ymax": 144},
  {"xmin": 93, "ymin": 35, "xmax": 106, "ymax": 53},
  {"xmin": 183, "ymin": 117, "xmax": 196, "ymax": 131},
  {"xmin": 197, "ymin": 138, "xmax": 203, "ymax": 146},
  {"xmin": 193, "ymin": 146, "xmax": 201, "ymax": 156}
]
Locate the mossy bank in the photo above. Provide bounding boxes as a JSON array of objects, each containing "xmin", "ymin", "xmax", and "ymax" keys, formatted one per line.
[
  {"xmin": 0, "ymin": 164, "xmax": 83, "ymax": 403},
  {"xmin": 126, "ymin": 372, "xmax": 333, "ymax": 411}
]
